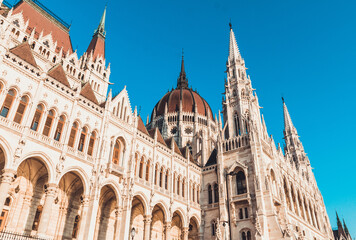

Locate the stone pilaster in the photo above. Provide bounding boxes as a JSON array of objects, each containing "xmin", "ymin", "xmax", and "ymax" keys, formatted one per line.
[
  {"xmin": 143, "ymin": 215, "xmax": 152, "ymax": 240},
  {"xmin": 37, "ymin": 183, "xmax": 57, "ymax": 237}
]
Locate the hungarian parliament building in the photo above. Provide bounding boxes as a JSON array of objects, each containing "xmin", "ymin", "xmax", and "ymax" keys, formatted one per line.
[{"xmin": 0, "ymin": 0, "xmax": 351, "ymax": 240}]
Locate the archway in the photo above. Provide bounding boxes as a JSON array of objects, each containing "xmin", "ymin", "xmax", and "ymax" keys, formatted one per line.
[
  {"xmin": 171, "ymin": 211, "xmax": 184, "ymax": 240},
  {"xmin": 53, "ymin": 171, "xmax": 85, "ymax": 239},
  {"xmin": 94, "ymin": 185, "xmax": 119, "ymax": 240},
  {"xmin": 188, "ymin": 217, "xmax": 199, "ymax": 240},
  {"xmin": 130, "ymin": 196, "xmax": 146, "ymax": 240},
  {"xmin": 7, "ymin": 157, "xmax": 49, "ymax": 234},
  {"xmin": 151, "ymin": 204, "xmax": 166, "ymax": 240}
]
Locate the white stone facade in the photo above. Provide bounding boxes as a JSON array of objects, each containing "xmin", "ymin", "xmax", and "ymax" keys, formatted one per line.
[{"xmin": 0, "ymin": 1, "xmax": 334, "ymax": 240}]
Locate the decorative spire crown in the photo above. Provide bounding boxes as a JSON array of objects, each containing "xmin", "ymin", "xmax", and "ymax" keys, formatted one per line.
[
  {"xmin": 177, "ymin": 50, "xmax": 188, "ymax": 88},
  {"xmin": 282, "ymin": 98, "xmax": 296, "ymax": 132},
  {"xmin": 94, "ymin": 6, "xmax": 107, "ymax": 38},
  {"xmin": 229, "ymin": 22, "xmax": 241, "ymax": 60}
]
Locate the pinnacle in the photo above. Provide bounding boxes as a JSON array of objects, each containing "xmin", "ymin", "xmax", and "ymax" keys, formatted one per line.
[
  {"xmin": 283, "ymin": 99, "xmax": 296, "ymax": 133},
  {"xmin": 229, "ymin": 23, "xmax": 241, "ymax": 60},
  {"xmin": 177, "ymin": 51, "xmax": 188, "ymax": 88},
  {"xmin": 95, "ymin": 6, "xmax": 107, "ymax": 37}
]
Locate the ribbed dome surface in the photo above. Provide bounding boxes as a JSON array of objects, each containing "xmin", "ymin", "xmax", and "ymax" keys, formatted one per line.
[{"xmin": 152, "ymin": 88, "xmax": 213, "ymax": 120}]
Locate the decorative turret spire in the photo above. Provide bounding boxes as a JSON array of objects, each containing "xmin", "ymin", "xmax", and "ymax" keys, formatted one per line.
[
  {"xmin": 95, "ymin": 5, "xmax": 107, "ymax": 38},
  {"xmin": 343, "ymin": 219, "xmax": 350, "ymax": 237},
  {"xmin": 177, "ymin": 50, "xmax": 188, "ymax": 88},
  {"xmin": 86, "ymin": 6, "xmax": 107, "ymax": 60},
  {"xmin": 282, "ymin": 97, "xmax": 296, "ymax": 133},
  {"xmin": 228, "ymin": 22, "xmax": 241, "ymax": 60}
]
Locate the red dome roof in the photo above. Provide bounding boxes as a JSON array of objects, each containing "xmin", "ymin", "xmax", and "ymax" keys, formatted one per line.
[
  {"xmin": 151, "ymin": 56, "xmax": 213, "ymax": 121},
  {"xmin": 152, "ymin": 88, "xmax": 213, "ymax": 120}
]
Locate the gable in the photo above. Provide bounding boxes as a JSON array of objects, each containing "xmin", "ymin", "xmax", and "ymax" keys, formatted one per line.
[
  {"xmin": 47, "ymin": 64, "xmax": 71, "ymax": 88},
  {"xmin": 80, "ymin": 83, "xmax": 99, "ymax": 105},
  {"xmin": 9, "ymin": 43, "xmax": 38, "ymax": 67}
]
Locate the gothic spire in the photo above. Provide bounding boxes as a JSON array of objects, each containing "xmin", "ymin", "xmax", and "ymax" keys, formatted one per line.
[
  {"xmin": 86, "ymin": 6, "xmax": 107, "ymax": 60},
  {"xmin": 282, "ymin": 98, "xmax": 296, "ymax": 133},
  {"xmin": 228, "ymin": 22, "xmax": 241, "ymax": 60},
  {"xmin": 343, "ymin": 219, "xmax": 350, "ymax": 237},
  {"xmin": 95, "ymin": 5, "xmax": 107, "ymax": 38},
  {"xmin": 177, "ymin": 50, "xmax": 188, "ymax": 88}
]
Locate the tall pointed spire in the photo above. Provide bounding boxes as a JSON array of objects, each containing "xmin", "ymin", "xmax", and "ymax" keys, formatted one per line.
[
  {"xmin": 177, "ymin": 49, "xmax": 188, "ymax": 88},
  {"xmin": 86, "ymin": 6, "xmax": 107, "ymax": 60},
  {"xmin": 343, "ymin": 219, "xmax": 350, "ymax": 237},
  {"xmin": 282, "ymin": 97, "xmax": 296, "ymax": 132},
  {"xmin": 228, "ymin": 22, "xmax": 241, "ymax": 60},
  {"xmin": 95, "ymin": 5, "xmax": 107, "ymax": 38}
]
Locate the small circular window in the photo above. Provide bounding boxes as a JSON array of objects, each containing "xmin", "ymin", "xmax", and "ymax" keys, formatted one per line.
[
  {"xmin": 171, "ymin": 127, "xmax": 178, "ymax": 135},
  {"xmin": 185, "ymin": 127, "xmax": 193, "ymax": 134}
]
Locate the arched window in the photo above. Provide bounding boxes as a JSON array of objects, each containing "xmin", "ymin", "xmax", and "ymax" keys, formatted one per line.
[
  {"xmin": 112, "ymin": 140, "xmax": 121, "ymax": 164},
  {"xmin": 42, "ymin": 110, "xmax": 55, "ymax": 136},
  {"xmin": 159, "ymin": 168, "xmax": 163, "ymax": 187},
  {"xmin": 30, "ymin": 104, "xmax": 44, "ymax": 131},
  {"xmin": 177, "ymin": 176, "xmax": 180, "ymax": 195},
  {"xmin": 54, "ymin": 115, "xmax": 65, "ymax": 141},
  {"xmin": 173, "ymin": 172, "xmax": 176, "ymax": 192},
  {"xmin": 87, "ymin": 132, "xmax": 96, "ymax": 156},
  {"xmin": 13, "ymin": 95, "xmax": 28, "ymax": 124},
  {"xmin": 165, "ymin": 170, "xmax": 168, "ymax": 190},
  {"xmin": 72, "ymin": 215, "xmax": 80, "ymax": 238},
  {"xmin": 139, "ymin": 158, "xmax": 144, "ymax": 179},
  {"xmin": 234, "ymin": 113, "xmax": 240, "ymax": 136},
  {"xmin": 247, "ymin": 231, "xmax": 251, "ymax": 240},
  {"xmin": 192, "ymin": 184, "xmax": 196, "ymax": 202},
  {"xmin": 0, "ymin": 197, "xmax": 11, "ymax": 231},
  {"xmin": 182, "ymin": 179, "xmax": 185, "ymax": 197},
  {"xmin": 211, "ymin": 221, "xmax": 216, "ymax": 236},
  {"xmin": 145, "ymin": 160, "xmax": 150, "ymax": 181},
  {"xmin": 78, "ymin": 127, "xmax": 87, "ymax": 152},
  {"xmin": 270, "ymin": 170, "xmax": 278, "ymax": 196},
  {"xmin": 0, "ymin": 89, "xmax": 16, "ymax": 118},
  {"xmin": 208, "ymin": 184, "xmax": 213, "ymax": 204},
  {"xmin": 68, "ymin": 122, "xmax": 78, "ymax": 148},
  {"xmin": 154, "ymin": 164, "xmax": 158, "ymax": 185},
  {"xmin": 32, "ymin": 205, "xmax": 43, "ymax": 231},
  {"xmin": 236, "ymin": 171, "xmax": 247, "ymax": 194},
  {"xmin": 242, "ymin": 232, "xmax": 246, "ymax": 240},
  {"xmin": 214, "ymin": 183, "xmax": 219, "ymax": 203}
]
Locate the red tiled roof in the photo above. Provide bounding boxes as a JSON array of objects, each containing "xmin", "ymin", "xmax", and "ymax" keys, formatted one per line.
[
  {"xmin": 155, "ymin": 128, "xmax": 167, "ymax": 147},
  {"xmin": 9, "ymin": 42, "xmax": 37, "ymax": 67},
  {"xmin": 137, "ymin": 116, "xmax": 149, "ymax": 136},
  {"xmin": 47, "ymin": 64, "xmax": 70, "ymax": 88},
  {"xmin": 80, "ymin": 83, "xmax": 99, "ymax": 105},
  {"xmin": 165, "ymin": 138, "xmax": 182, "ymax": 156},
  {"xmin": 13, "ymin": 1, "xmax": 73, "ymax": 54},
  {"xmin": 86, "ymin": 35, "xmax": 105, "ymax": 60}
]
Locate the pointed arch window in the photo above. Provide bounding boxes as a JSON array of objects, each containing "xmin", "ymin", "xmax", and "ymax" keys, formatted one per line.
[
  {"xmin": 78, "ymin": 127, "xmax": 87, "ymax": 152},
  {"xmin": 139, "ymin": 158, "xmax": 144, "ymax": 179},
  {"xmin": 159, "ymin": 167, "xmax": 163, "ymax": 187},
  {"xmin": 234, "ymin": 113, "xmax": 240, "ymax": 136},
  {"xmin": 247, "ymin": 231, "xmax": 251, "ymax": 240},
  {"xmin": 214, "ymin": 183, "xmax": 219, "ymax": 203},
  {"xmin": 145, "ymin": 160, "xmax": 150, "ymax": 181},
  {"xmin": 42, "ymin": 110, "xmax": 55, "ymax": 136},
  {"xmin": 242, "ymin": 232, "xmax": 246, "ymax": 240},
  {"xmin": 177, "ymin": 176, "xmax": 180, "ymax": 195},
  {"xmin": 54, "ymin": 115, "xmax": 65, "ymax": 141},
  {"xmin": 32, "ymin": 205, "xmax": 43, "ymax": 231},
  {"xmin": 72, "ymin": 215, "xmax": 80, "ymax": 238},
  {"xmin": 31, "ymin": 104, "xmax": 44, "ymax": 131},
  {"xmin": 208, "ymin": 184, "xmax": 213, "ymax": 204},
  {"xmin": 211, "ymin": 221, "xmax": 216, "ymax": 236},
  {"xmin": 0, "ymin": 89, "xmax": 16, "ymax": 118},
  {"xmin": 134, "ymin": 154, "xmax": 139, "ymax": 176},
  {"xmin": 165, "ymin": 170, "xmax": 168, "ymax": 190},
  {"xmin": 154, "ymin": 164, "xmax": 158, "ymax": 185},
  {"xmin": 87, "ymin": 132, "xmax": 96, "ymax": 156},
  {"xmin": 68, "ymin": 122, "xmax": 78, "ymax": 148},
  {"xmin": 182, "ymin": 179, "xmax": 185, "ymax": 197},
  {"xmin": 112, "ymin": 140, "xmax": 121, "ymax": 164},
  {"xmin": 236, "ymin": 171, "xmax": 247, "ymax": 194},
  {"xmin": 13, "ymin": 95, "xmax": 28, "ymax": 124}
]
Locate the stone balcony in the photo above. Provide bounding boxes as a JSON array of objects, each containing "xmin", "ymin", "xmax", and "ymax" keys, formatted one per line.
[
  {"xmin": 222, "ymin": 134, "xmax": 249, "ymax": 153},
  {"xmin": 230, "ymin": 192, "xmax": 250, "ymax": 204}
]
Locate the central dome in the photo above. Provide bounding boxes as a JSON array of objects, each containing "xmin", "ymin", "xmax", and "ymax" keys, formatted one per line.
[{"xmin": 151, "ymin": 56, "xmax": 213, "ymax": 120}]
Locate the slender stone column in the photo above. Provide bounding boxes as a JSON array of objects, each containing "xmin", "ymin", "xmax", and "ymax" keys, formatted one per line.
[
  {"xmin": 113, "ymin": 208, "xmax": 122, "ymax": 240},
  {"xmin": 37, "ymin": 184, "xmax": 57, "ymax": 237},
  {"xmin": 143, "ymin": 215, "xmax": 152, "ymax": 240},
  {"xmin": 165, "ymin": 221, "xmax": 171, "ymax": 240},
  {"xmin": 182, "ymin": 227, "xmax": 189, "ymax": 240},
  {"xmin": 77, "ymin": 196, "xmax": 90, "ymax": 239},
  {"xmin": 0, "ymin": 169, "xmax": 16, "ymax": 214}
]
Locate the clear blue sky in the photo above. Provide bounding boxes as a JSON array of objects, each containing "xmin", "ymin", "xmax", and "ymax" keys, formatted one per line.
[{"xmin": 31, "ymin": 0, "xmax": 355, "ymax": 236}]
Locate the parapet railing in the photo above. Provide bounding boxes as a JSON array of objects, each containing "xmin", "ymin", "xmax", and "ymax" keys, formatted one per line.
[
  {"xmin": 0, "ymin": 230, "xmax": 52, "ymax": 240},
  {"xmin": 222, "ymin": 134, "xmax": 249, "ymax": 153}
]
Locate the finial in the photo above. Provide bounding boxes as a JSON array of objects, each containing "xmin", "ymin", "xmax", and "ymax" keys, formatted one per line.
[
  {"xmin": 282, "ymin": 97, "xmax": 285, "ymax": 103},
  {"xmin": 182, "ymin": 48, "xmax": 184, "ymax": 59},
  {"xmin": 229, "ymin": 19, "xmax": 232, "ymax": 30}
]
